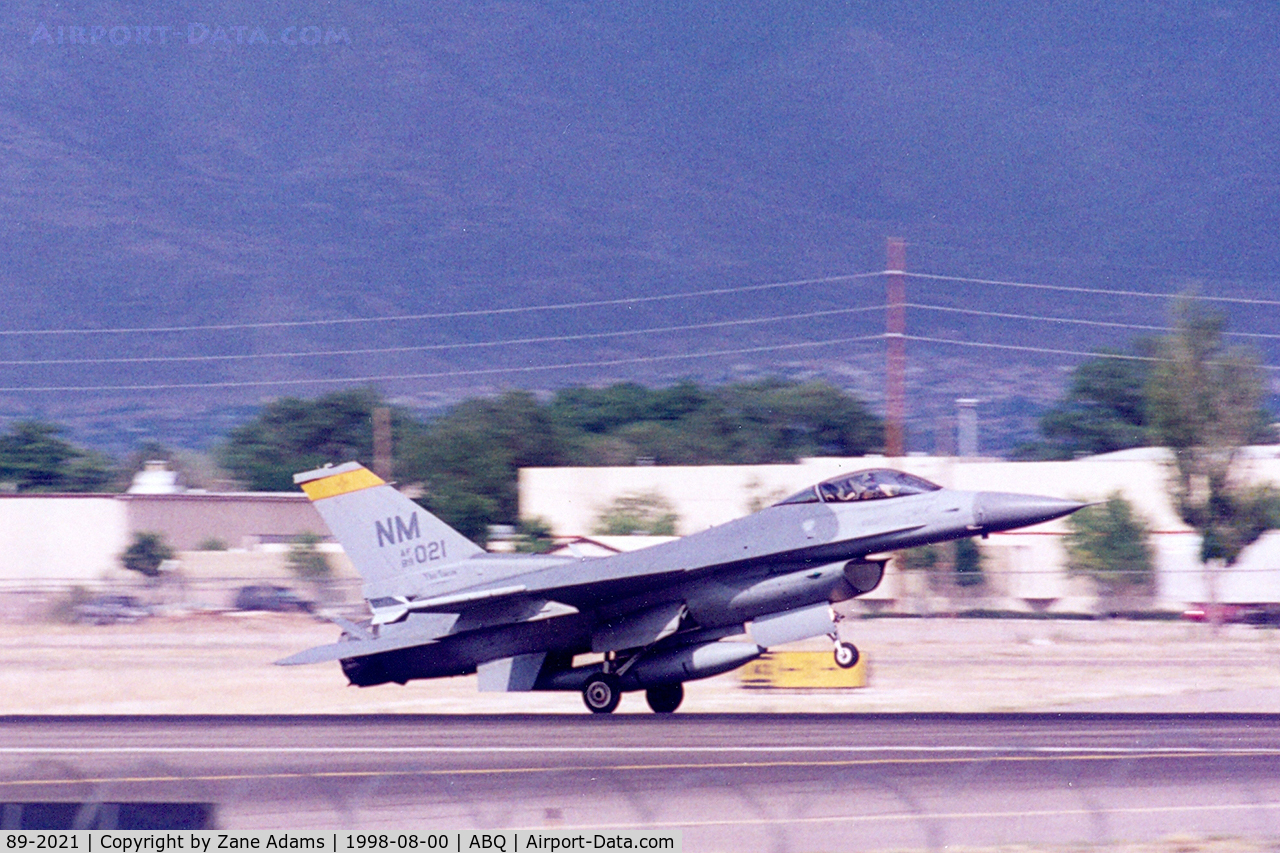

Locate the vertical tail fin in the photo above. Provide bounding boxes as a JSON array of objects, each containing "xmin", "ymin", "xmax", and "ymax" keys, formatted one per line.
[{"xmin": 294, "ymin": 462, "xmax": 484, "ymax": 590}]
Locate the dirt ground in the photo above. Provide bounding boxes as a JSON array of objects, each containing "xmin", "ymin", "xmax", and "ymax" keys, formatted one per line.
[{"xmin": 5, "ymin": 613, "xmax": 1280, "ymax": 715}]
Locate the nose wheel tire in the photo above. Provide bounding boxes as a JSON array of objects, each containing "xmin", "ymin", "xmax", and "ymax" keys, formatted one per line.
[
  {"xmin": 834, "ymin": 641, "xmax": 860, "ymax": 669},
  {"xmin": 645, "ymin": 683, "xmax": 684, "ymax": 714},
  {"xmin": 582, "ymin": 673, "xmax": 622, "ymax": 714}
]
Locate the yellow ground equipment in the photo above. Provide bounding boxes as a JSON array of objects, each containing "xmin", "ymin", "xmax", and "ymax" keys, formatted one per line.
[{"xmin": 739, "ymin": 650, "xmax": 868, "ymax": 689}]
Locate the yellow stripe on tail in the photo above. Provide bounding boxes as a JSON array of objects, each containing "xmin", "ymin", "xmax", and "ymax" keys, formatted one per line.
[{"xmin": 298, "ymin": 466, "xmax": 385, "ymax": 500}]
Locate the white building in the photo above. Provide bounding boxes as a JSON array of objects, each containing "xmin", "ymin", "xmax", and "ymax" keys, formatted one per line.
[{"xmin": 0, "ymin": 490, "xmax": 354, "ymax": 586}]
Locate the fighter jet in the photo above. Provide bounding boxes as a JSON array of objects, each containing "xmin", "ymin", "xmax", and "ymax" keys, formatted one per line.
[{"xmin": 279, "ymin": 462, "xmax": 1084, "ymax": 713}]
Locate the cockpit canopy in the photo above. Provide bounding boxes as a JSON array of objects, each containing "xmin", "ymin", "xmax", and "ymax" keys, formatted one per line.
[{"xmin": 775, "ymin": 468, "xmax": 943, "ymax": 506}]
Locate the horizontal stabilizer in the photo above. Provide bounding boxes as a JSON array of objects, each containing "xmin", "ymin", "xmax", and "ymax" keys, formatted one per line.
[
  {"xmin": 278, "ymin": 595, "xmax": 579, "ymax": 665},
  {"xmin": 276, "ymin": 613, "xmax": 460, "ymax": 666}
]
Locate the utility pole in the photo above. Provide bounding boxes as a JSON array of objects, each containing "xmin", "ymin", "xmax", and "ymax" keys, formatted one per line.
[
  {"xmin": 885, "ymin": 237, "xmax": 906, "ymax": 457},
  {"xmin": 956, "ymin": 398, "xmax": 979, "ymax": 457},
  {"xmin": 372, "ymin": 406, "xmax": 393, "ymax": 481}
]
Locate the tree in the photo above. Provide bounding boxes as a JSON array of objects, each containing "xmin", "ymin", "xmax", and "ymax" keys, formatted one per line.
[
  {"xmin": 287, "ymin": 531, "xmax": 335, "ymax": 604},
  {"xmin": 121, "ymin": 531, "xmax": 174, "ymax": 578},
  {"xmin": 550, "ymin": 381, "xmax": 728, "ymax": 465},
  {"xmin": 1146, "ymin": 301, "xmax": 1278, "ymax": 568},
  {"xmin": 1064, "ymin": 493, "xmax": 1155, "ymax": 595},
  {"xmin": 0, "ymin": 421, "xmax": 116, "ymax": 492},
  {"xmin": 549, "ymin": 383, "xmax": 665, "ymax": 435},
  {"xmin": 896, "ymin": 545, "xmax": 941, "ymax": 574},
  {"xmin": 898, "ymin": 540, "xmax": 982, "ymax": 592},
  {"xmin": 399, "ymin": 390, "xmax": 566, "ymax": 532},
  {"xmin": 219, "ymin": 388, "xmax": 419, "ymax": 491},
  {"xmin": 894, "ymin": 544, "xmax": 942, "ymax": 612},
  {"xmin": 592, "ymin": 491, "xmax": 679, "ymax": 536},
  {"xmin": 417, "ymin": 487, "xmax": 497, "ymax": 547},
  {"xmin": 712, "ymin": 379, "xmax": 884, "ymax": 463},
  {"xmin": 286, "ymin": 531, "xmax": 332, "ymax": 582},
  {"xmin": 953, "ymin": 538, "xmax": 984, "ymax": 588},
  {"xmin": 513, "ymin": 516, "xmax": 556, "ymax": 554},
  {"xmin": 548, "ymin": 378, "xmax": 883, "ymax": 465},
  {"xmin": 1018, "ymin": 347, "xmax": 1154, "ymax": 460}
]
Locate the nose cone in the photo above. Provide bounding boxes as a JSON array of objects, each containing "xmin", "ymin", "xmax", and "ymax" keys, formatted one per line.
[{"xmin": 976, "ymin": 492, "xmax": 1087, "ymax": 533}]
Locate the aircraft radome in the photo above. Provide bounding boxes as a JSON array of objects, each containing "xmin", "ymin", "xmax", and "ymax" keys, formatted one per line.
[{"xmin": 279, "ymin": 462, "xmax": 1084, "ymax": 713}]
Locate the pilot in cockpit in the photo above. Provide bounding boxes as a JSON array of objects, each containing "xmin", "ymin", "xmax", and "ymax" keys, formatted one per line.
[{"xmin": 776, "ymin": 468, "xmax": 942, "ymax": 507}]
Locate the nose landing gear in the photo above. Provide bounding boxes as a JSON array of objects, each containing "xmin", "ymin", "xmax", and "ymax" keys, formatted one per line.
[{"xmin": 833, "ymin": 639, "xmax": 859, "ymax": 669}]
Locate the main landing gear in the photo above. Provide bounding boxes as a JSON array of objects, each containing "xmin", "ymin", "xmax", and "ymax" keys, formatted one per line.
[
  {"xmin": 645, "ymin": 683, "xmax": 684, "ymax": 714},
  {"xmin": 580, "ymin": 674, "xmax": 686, "ymax": 714},
  {"xmin": 582, "ymin": 673, "xmax": 621, "ymax": 714}
]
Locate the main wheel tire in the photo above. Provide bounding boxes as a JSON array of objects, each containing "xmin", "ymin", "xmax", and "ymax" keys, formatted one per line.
[
  {"xmin": 582, "ymin": 673, "xmax": 621, "ymax": 714},
  {"xmin": 834, "ymin": 641, "xmax": 859, "ymax": 669},
  {"xmin": 645, "ymin": 683, "xmax": 684, "ymax": 714}
]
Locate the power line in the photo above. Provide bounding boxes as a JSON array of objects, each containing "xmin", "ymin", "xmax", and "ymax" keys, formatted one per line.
[
  {"xmin": 905, "ymin": 272, "xmax": 1280, "ymax": 308},
  {"xmin": 0, "ymin": 334, "xmax": 886, "ymax": 393},
  {"xmin": 907, "ymin": 303, "xmax": 1280, "ymax": 341},
  {"xmin": 905, "ymin": 334, "xmax": 1280, "ymax": 371},
  {"xmin": 0, "ymin": 272, "xmax": 884, "ymax": 338},
  {"xmin": 8, "ymin": 266, "xmax": 1276, "ymax": 341},
  {"xmin": 0, "ymin": 305, "xmax": 887, "ymax": 368},
  {"xmin": 11, "ymin": 291, "xmax": 1275, "ymax": 371},
  {"xmin": 905, "ymin": 334, "xmax": 1159, "ymax": 361},
  {"xmin": 909, "ymin": 304, "xmax": 1169, "ymax": 334},
  {"xmin": 6, "ymin": 262, "xmax": 1278, "ymax": 391}
]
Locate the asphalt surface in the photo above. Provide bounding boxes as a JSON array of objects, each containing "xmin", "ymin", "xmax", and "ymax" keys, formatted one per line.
[{"xmin": 3, "ymin": 714, "xmax": 1280, "ymax": 850}]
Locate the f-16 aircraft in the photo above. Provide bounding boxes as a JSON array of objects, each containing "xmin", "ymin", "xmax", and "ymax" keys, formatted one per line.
[{"xmin": 279, "ymin": 462, "xmax": 1083, "ymax": 713}]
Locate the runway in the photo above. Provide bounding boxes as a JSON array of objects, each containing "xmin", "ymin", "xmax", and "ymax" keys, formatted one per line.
[{"xmin": 4, "ymin": 714, "xmax": 1280, "ymax": 850}]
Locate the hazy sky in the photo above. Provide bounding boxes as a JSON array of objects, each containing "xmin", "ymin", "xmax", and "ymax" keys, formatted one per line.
[{"xmin": 3, "ymin": 1, "xmax": 1277, "ymax": 447}]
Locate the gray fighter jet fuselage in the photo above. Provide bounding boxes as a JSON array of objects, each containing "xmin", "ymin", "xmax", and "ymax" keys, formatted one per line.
[{"xmin": 280, "ymin": 463, "xmax": 1084, "ymax": 713}]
